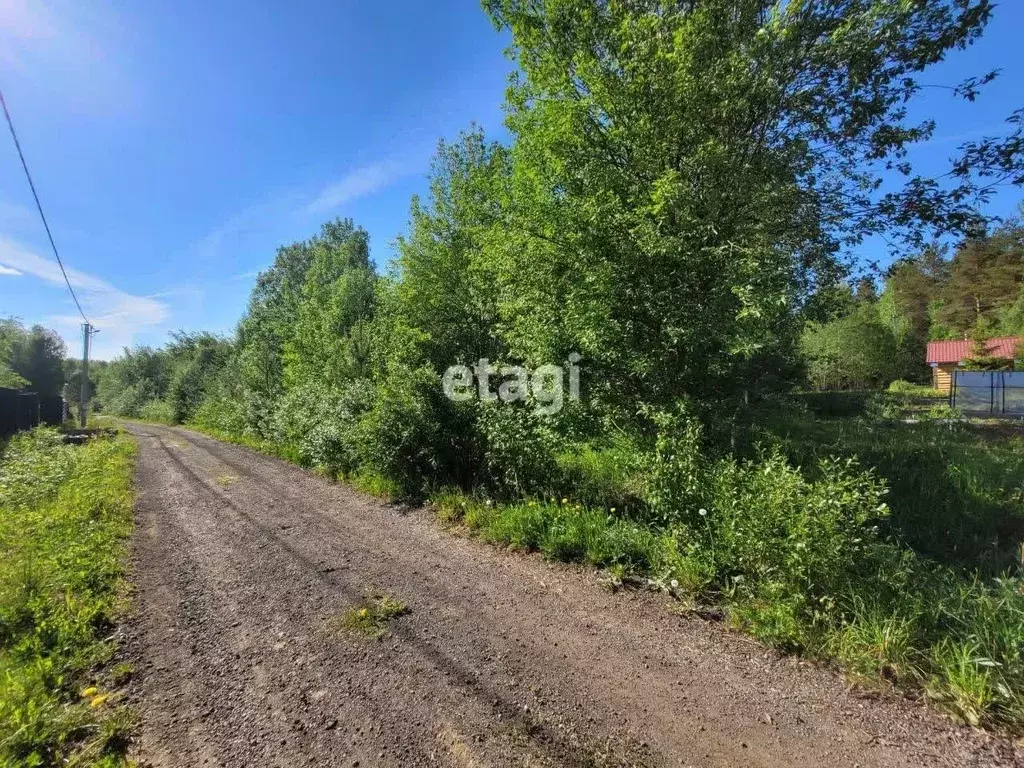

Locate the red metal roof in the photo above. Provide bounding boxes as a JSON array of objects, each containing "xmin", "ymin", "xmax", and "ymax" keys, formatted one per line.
[{"xmin": 926, "ymin": 336, "xmax": 1021, "ymax": 364}]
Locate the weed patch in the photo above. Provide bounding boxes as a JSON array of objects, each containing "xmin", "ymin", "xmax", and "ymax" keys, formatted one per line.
[{"xmin": 331, "ymin": 595, "xmax": 408, "ymax": 639}]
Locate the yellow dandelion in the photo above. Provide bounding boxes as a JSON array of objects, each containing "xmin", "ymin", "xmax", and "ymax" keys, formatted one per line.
[
  {"xmin": 561, "ymin": 498, "xmax": 568, "ymax": 504},
  {"xmin": 610, "ymin": 507, "xmax": 616, "ymax": 513},
  {"xmin": 80, "ymin": 687, "xmax": 98, "ymax": 698},
  {"xmin": 358, "ymin": 608, "xmax": 369, "ymax": 618},
  {"xmin": 90, "ymin": 694, "xmax": 109, "ymax": 708}
]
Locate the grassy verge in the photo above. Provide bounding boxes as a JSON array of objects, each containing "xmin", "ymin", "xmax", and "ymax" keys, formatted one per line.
[{"xmin": 0, "ymin": 428, "xmax": 136, "ymax": 767}]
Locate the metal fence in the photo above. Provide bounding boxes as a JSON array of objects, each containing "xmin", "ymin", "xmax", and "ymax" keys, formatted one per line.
[
  {"xmin": 0, "ymin": 387, "xmax": 66, "ymax": 437},
  {"xmin": 951, "ymin": 371, "xmax": 1024, "ymax": 417}
]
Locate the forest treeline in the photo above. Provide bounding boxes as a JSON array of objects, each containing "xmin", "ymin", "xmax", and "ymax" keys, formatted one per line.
[
  {"xmin": 8, "ymin": 1, "xmax": 1024, "ymax": 729},
  {"xmin": 803, "ymin": 213, "xmax": 1024, "ymax": 389}
]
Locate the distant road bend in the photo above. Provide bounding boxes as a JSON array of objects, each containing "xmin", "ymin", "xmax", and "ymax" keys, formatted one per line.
[{"xmin": 125, "ymin": 423, "xmax": 1018, "ymax": 767}]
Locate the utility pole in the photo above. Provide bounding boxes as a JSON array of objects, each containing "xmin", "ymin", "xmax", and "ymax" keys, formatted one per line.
[{"xmin": 79, "ymin": 323, "xmax": 92, "ymax": 428}]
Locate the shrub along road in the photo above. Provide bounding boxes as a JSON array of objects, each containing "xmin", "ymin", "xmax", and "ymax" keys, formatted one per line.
[{"xmin": 124, "ymin": 423, "xmax": 1018, "ymax": 767}]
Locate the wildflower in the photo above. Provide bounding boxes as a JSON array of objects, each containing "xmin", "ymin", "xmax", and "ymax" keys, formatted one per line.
[
  {"xmin": 698, "ymin": 508, "xmax": 707, "ymax": 516},
  {"xmin": 609, "ymin": 507, "xmax": 616, "ymax": 513},
  {"xmin": 561, "ymin": 498, "xmax": 568, "ymax": 504},
  {"xmin": 80, "ymin": 686, "xmax": 98, "ymax": 698},
  {"xmin": 358, "ymin": 608, "xmax": 369, "ymax": 618},
  {"xmin": 670, "ymin": 579, "xmax": 679, "ymax": 589},
  {"xmin": 90, "ymin": 694, "xmax": 109, "ymax": 708},
  {"xmin": 485, "ymin": 500, "xmax": 493, "ymax": 507}
]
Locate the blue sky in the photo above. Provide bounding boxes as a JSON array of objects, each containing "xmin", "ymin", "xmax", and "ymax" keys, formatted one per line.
[{"xmin": 0, "ymin": 1, "xmax": 1021, "ymax": 359}]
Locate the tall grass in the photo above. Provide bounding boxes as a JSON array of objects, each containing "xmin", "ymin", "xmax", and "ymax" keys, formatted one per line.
[
  {"xmin": 0, "ymin": 429, "xmax": 136, "ymax": 766},
  {"xmin": 756, "ymin": 405, "xmax": 1024, "ymax": 574}
]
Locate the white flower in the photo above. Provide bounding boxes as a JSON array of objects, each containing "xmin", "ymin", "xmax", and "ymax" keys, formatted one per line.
[
  {"xmin": 670, "ymin": 579, "xmax": 679, "ymax": 588},
  {"xmin": 698, "ymin": 508, "xmax": 708, "ymax": 516}
]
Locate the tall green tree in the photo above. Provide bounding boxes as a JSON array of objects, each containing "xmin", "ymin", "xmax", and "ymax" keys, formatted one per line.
[
  {"xmin": 1, "ymin": 320, "xmax": 66, "ymax": 396},
  {"xmin": 884, "ymin": 246, "xmax": 950, "ymax": 343},
  {"xmin": 483, "ymin": 0, "xmax": 1022, "ymax": 420},
  {"xmin": 389, "ymin": 129, "xmax": 509, "ymax": 372},
  {"xmin": 166, "ymin": 332, "xmax": 234, "ymax": 423},
  {"xmin": 0, "ymin": 319, "xmax": 29, "ymax": 389},
  {"xmin": 802, "ymin": 303, "xmax": 901, "ymax": 390},
  {"xmin": 283, "ymin": 220, "xmax": 377, "ymax": 386},
  {"xmin": 936, "ymin": 217, "xmax": 1024, "ymax": 334}
]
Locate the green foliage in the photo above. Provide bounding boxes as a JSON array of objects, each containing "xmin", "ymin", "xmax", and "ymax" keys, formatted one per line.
[
  {"xmin": 758, "ymin": 413, "xmax": 1024, "ymax": 575},
  {"xmin": 137, "ymin": 399, "xmax": 175, "ymax": 424},
  {"xmin": 963, "ymin": 317, "xmax": 1015, "ymax": 371},
  {"xmin": 483, "ymin": 0, "xmax": 1014, "ymax": 417},
  {"xmin": 0, "ymin": 319, "xmax": 65, "ymax": 396},
  {"xmin": 389, "ymin": 129, "xmax": 508, "ymax": 372},
  {"xmin": 936, "ymin": 217, "xmax": 1024, "ymax": 335},
  {"xmin": 887, "ymin": 380, "xmax": 946, "ymax": 399},
  {"xmin": 272, "ymin": 378, "xmax": 375, "ymax": 476},
  {"xmin": 642, "ymin": 407, "xmax": 707, "ymax": 526},
  {"xmin": 706, "ymin": 454, "xmax": 888, "ymax": 629},
  {"xmin": 801, "ymin": 303, "xmax": 903, "ymax": 390},
  {"xmin": 474, "ymin": 401, "xmax": 560, "ymax": 497},
  {"xmin": 282, "ymin": 222, "xmax": 376, "ymax": 386},
  {"xmin": 0, "ymin": 429, "xmax": 136, "ymax": 766},
  {"xmin": 166, "ymin": 333, "xmax": 233, "ymax": 423},
  {"xmin": 554, "ymin": 439, "xmax": 645, "ymax": 515},
  {"xmin": 0, "ymin": 365, "xmax": 27, "ymax": 389},
  {"xmin": 352, "ymin": 367, "xmax": 452, "ymax": 498}
]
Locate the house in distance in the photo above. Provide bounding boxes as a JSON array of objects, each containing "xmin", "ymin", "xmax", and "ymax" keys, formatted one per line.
[{"xmin": 926, "ymin": 337, "xmax": 1021, "ymax": 393}]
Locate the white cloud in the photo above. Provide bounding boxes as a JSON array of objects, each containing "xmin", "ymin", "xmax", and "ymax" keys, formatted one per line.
[
  {"xmin": 0, "ymin": 236, "xmax": 168, "ymax": 358},
  {"xmin": 192, "ymin": 192, "xmax": 304, "ymax": 264},
  {"xmin": 306, "ymin": 159, "xmax": 413, "ymax": 214},
  {"xmin": 0, "ymin": 264, "xmax": 22, "ymax": 275},
  {"xmin": 0, "ymin": 201, "xmax": 36, "ymax": 233},
  {"xmin": 188, "ymin": 155, "xmax": 419, "ymax": 268}
]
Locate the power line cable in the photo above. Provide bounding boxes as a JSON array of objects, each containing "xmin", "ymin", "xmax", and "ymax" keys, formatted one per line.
[{"xmin": 0, "ymin": 87, "xmax": 90, "ymax": 325}]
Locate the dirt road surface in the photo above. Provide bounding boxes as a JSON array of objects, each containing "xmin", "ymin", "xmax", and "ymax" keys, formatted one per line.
[{"xmin": 123, "ymin": 423, "xmax": 1020, "ymax": 767}]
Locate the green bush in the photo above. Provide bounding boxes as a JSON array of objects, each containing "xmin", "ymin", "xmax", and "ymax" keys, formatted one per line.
[
  {"xmin": 555, "ymin": 438, "xmax": 645, "ymax": 515},
  {"xmin": 270, "ymin": 379, "xmax": 375, "ymax": 475},
  {"xmin": 704, "ymin": 453, "xmax": 889, "ymax": 640},
  {"xmin": 354, "ymin": 367, "xmax": 450, "ymax": 498},
  {"xmin": 102, "ymin": 381, "xmax": 158, "ymax": 419},
  {"xmin": 887, "ymin": 380, "xmax": 945, "ymax": 399},
  {"xmin": 759, "ymin": 416, "xmax": 1024, "ymax": 574},
  {"xmin": 190, "ymin": 388, "xmax": 249, "ymax": 436},
  {"xmin": 474, "ymin": 401, "xmax": 560, "ymax": 497},
  {"xmin": 641, "ymin": 407, "xmax": 709, "ymax": 526}
]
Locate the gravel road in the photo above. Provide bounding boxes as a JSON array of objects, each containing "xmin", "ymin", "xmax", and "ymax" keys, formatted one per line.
[{"xmin": 123, "ymin": 422, "xmax": 1021, "ymax": 767}]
